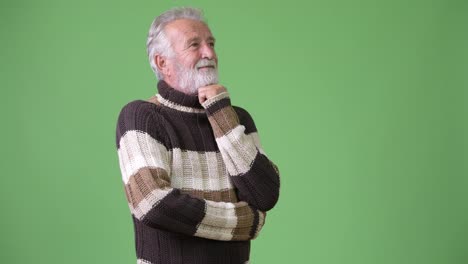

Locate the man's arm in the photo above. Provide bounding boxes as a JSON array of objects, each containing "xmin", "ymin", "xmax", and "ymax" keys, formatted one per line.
[
  {"xmin": 116, "ymin": 101, "xmax": 265, "ymax": 241},
  {"xmin": 200, "ymin": 90, "xmax": 281, "ymax": 211}
]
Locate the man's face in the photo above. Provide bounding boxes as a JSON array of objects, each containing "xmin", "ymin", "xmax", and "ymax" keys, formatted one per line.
[{"xmin": 163, "ymin": 19, "xmax": 219, "ymax": 94}]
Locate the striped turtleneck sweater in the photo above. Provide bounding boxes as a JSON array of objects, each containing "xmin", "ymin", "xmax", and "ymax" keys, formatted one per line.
[{"xmin": 115, "ymin": 80, "xmax": 280, "ymax": 264}]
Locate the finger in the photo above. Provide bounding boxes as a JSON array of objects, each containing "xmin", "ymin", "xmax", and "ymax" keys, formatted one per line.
[{"xmin": 198, "ymin": 91, "xmax": 206, "ymax": 104}]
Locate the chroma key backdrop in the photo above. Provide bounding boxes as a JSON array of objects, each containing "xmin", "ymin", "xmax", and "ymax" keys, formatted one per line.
[{"xmin": 1, "ymin": 0, "xmax": 467, "ymax": 263}]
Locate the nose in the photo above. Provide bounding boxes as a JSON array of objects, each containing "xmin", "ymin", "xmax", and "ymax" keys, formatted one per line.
[{"xmin": 200, "ymin": 42, "xmax": 216, "ymax": 60}]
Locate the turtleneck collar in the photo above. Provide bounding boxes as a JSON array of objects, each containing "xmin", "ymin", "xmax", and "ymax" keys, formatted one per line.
[{"xmin": 156, "ymin": 80, "xmax": 205, "ymax": 113}]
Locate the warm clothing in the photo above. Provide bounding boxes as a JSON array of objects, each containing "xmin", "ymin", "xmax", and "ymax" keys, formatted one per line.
[{"xmin": 115, "ymin": 80, "xmax": 280, "ymax": 264}]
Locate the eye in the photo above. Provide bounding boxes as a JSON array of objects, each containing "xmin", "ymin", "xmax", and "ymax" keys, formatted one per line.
[
  {"xmin": 190, "ymin": 42, "xmax": 199, "ymax": 48},
  {"xmin": 209, "ymin": 42, "xmax": 215, "ymax": 48}
]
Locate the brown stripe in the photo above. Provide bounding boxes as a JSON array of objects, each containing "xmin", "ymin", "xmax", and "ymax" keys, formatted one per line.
[
  {"xmin": 208, "ymin": 105, "xmax": 240, "ymax": 138},
  {"xmin": 231, "ymin": 227, "xmax": 252, "ymax": 241},
  {"xmin": 180, "ymin": 188, "xmax": 239, "ymax": 203},
  {"xmin": 232, "ymin": 206, "xmax": 255, "ymax": 240},
  {"xmin": 124, "ymin": 167, "xmax": 170, "ymax": 208}
]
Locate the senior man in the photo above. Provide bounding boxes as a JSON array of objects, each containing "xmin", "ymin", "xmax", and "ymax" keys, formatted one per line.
[{"xmin": 115, "ymin": 7, "xmax": 280, "ymax": 264}]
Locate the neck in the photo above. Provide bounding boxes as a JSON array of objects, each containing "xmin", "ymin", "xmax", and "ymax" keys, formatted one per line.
[
  {"xmin": 162, "ymin": 77, "xmax": 198, "ymax": 95},
  {"xmin": 156, "ymin": 80, "xmax": 205, "ymax": 113}
]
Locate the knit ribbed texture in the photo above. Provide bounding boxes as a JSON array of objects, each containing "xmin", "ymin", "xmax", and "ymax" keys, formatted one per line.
[{"xmin": 115, "ymin": 80, "xmax": 280, "ymax": 264}]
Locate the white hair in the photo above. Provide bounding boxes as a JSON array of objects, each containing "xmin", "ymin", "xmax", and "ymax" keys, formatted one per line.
[{"xmin": 146, "ymin": 7, "xmax": 206, "ymax": 80}]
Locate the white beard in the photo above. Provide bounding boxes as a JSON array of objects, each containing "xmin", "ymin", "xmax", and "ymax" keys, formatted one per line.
[{"xmin": 174, "ymin": 59, "xmax": 219, "ymax": 95}]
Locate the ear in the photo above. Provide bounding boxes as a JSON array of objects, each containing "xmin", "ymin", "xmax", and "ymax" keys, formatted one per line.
[{"xmin": 155, "ymin": 54, "xmax": 170, "ymax": 76}]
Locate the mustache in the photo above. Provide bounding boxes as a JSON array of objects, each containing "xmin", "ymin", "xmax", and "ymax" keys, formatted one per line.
[{"xmin": 196, "ymin": 59, "xmax": 217, "ymax": 69}]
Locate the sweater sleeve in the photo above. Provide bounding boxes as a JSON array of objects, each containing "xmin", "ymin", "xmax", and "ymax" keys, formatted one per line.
[
  {"xmin": 201, "ymin": 92, "xmax": 281, "ymax": 211},
  {"xmin": 115, "ymin": 101, "xmax": 265, "ymax": 241}
]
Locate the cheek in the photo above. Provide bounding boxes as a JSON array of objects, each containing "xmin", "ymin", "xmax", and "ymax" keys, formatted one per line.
[
  {"xmin": 167, "ymin": 62, "xmax": 176, "ymax": 73},
  {"xmin": 179, "ymin": 52, "xmax": 199, "ymax": 65}
]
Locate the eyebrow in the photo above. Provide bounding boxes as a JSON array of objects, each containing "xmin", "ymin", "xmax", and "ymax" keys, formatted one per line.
[
  {"xmin": 207, "ymin": 36, "xmax": 216, "ymax": 42},
  {"xmin": 186, "ymin": 36, "xmax": 216, "ymax": 45}
]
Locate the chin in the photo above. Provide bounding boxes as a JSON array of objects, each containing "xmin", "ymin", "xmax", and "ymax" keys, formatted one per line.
[{"xmin": 182, "ymin": 87, "xmax": 199, "ymax": 95}]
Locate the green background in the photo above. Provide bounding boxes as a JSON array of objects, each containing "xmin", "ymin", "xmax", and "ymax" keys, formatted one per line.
[{"xmin": 1, "ymin": 0, "xmax": 467, "ymax": 263}]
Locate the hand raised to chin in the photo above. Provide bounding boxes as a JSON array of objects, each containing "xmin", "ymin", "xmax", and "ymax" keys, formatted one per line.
[{"xmin": 198, "ymin": 84, "xmax": 227, "ymax": 105}]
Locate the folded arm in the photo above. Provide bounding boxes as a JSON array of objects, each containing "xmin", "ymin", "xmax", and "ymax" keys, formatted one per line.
[{"xmin": 201, "ymin": 92, "xmax": 281, "ymax": 211}]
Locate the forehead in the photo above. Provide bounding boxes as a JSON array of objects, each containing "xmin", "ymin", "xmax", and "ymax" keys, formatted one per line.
[{"xmin": 164, "ymin": 19, "xmax": 213, "ymax": 44}]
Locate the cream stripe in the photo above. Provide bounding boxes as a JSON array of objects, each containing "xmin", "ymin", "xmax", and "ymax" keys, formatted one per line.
[
  {"xmin": 249, "ymin": 132, "xmax": 265, "ymax": 155},
  {"xmin": 205, "ymin": 151, "xmax": 218, "ymax": 191},
  {"xmin": 203, "ymin": 200, "xmax": 239, "ymax": 228},
  {"xmin": 195, "ymin": 200, "xmax": 238, "ymax": 241},
  {"xmin": 216, "ymin": 126, "xmax": 259, "ymax": 175},
  {"xmin": 170, "ymin": 147, "xmax": 184, "ymax": 187},
  {"xmin": 156, "ymin": 94, "xmax": 205, "ymax": 113},
  {"xmin": 118, "ymin": 131, "xmax": 171, "ymax": 184},
  {"xmin": 201, "ymin": 91, "xmax": 230, "ymax": 108},
  {"xmin": 119, "ymin": 130, "xmax": 263, "ymax": 188},
  {"xmin": 170, "ymin": 149, "xmax": 233, "ymax": 191},
  {"xmin": 120, "ymin": 142, "xmax": 233, "ymax": 191},
  {"xmin": 195, "ymin": 224, "xmax": 234, "ymax": 241}
]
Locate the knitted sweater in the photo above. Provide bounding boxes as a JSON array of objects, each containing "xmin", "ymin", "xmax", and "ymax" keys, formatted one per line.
[{"xmin": 115, "ymin": 80, "xmax": 280, "ymax": 264}]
